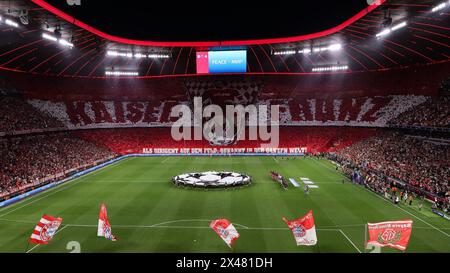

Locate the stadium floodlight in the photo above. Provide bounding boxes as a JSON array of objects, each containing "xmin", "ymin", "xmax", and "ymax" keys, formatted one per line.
[
  {"xmin": 299, "ymin": 48, "xmax": 311, "ymax": 54},
  {"xmin": 328, "ymin": 43, "xmax": 343, "ymax": 51},
  {"xmin": 107, "ymin": 50, "xmax": 131, "ymax": 58},
  {"xmin": 391, "ymin": 21, "xmax": 407, "ymax": 31},
  {"xmin": 107, "ymin": 50, "xmax": 170, "ymax": 59},
  {"xmin": 5, "ymin": 18, "xmax": 19, "ymax": 28},
  {"xmin": 105, "ymin": 70, "xmax": 139, "ymax": 76},
  {"xmin": 376, "ymin": 28, "xmax": 391, "ymax": 37},
  {"xmin": 376, "ymin": 21, "xmax": 406, "ymax": 38},
  {"xmin": 42, "ymin": 33, "xmax": 58, "ymax": 41},
  {"xmin": 42, "ymin": 32, "xmax": 74, "ymax": 48},
  {"xmin": 107, "ymin": 50, "xmax": 120, "ymax": 57},
  {"xmin": 273, "ymin": 44, "xmax": 342, "ymax": 56},
  {"xmin": 431, "ymin": 2, "xmax": 447, "ymax": 12},
  {"xmin": 134, "ymin": 53, "xmax": 147, "ymax": 58},
  {"xmin": 312, "ymin": 65, "xmax": 349, "ymax": 72},
  {"xmin": 58, "ymin": 38, "xmax": 73, "ymax": 48},
  {"xmin": 311, "ymin": 44, "xmax": 342, "ymax": 53},
  {"xmin": 273, "ymin": 50, "xmax": 296, "ymax": 56},
  {"xmin": 147, "ymin": 53, "xmax": 170, "ymax": 58},
  {"xmin": 312, "ymin": 47, "xmax": 322, "ymax": 53}
]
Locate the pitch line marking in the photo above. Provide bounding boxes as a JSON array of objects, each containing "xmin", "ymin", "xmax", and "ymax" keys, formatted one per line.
[
  {"xmin": 339, "ymin": 229, "xmax": 362, "ymax": 253},
  {"xmin": 2, "ymin": 216, "xmax": 448, "ymax": 253},
  {"xmin": 362, "ymin": 187, "xmax": 450, "ymax": 239},
  {"xmin": 0, "ymin": 158, "xmax": 132, "ymax": 217},
  {"xmin": 3, "ymin": 217, "xmax": 449, "ymax": 230},
  {"xmin": 0, "ymin": 218, "xmax": 450, "ymax": 230},
  {"xmin": 1, "ymin": 218, "xmax": 339, "ymax": 231},
  {"xmin": 26, "ymin": 225, "xmax": 68, "ymax": 253},
  {"xmin": 0, "ymin": 218, "xmax": 35, "ymax": 224},
  {"xmin": 142, "ymin": 219, "xmax": 250, "ymax": 229}
]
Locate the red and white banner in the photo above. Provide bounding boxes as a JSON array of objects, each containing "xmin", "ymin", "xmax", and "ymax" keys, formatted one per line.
[
  {"xmin": 97, "ymin": 203, "xmax": 117, "ymax": 241},
  {"xmin": 143, "ymin": 147, "xmax": 307, "ymax": 154},
  {"xmin": 283, "ymin": 210, "xmax": 317, "ymax": 246},
  {"xmin": 29, "ymin": 215, "xmax": 63, "ymax": 244},
  {"xmin": 367, "ymin": 220, "xmax": 413, "ymax": 251},
  {"xmin": 210, "ymin": 219, "xmax": 240, "ymax": 248}
]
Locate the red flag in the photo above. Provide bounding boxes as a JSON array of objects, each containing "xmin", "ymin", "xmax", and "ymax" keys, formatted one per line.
[
  {"xmin": 210, "ymin": 219, "xmax": 240, "ymax": 248},
  {"xmin": 366, "ymin": 220, "xmax": 413, "ymax": 251},
  {"xmin": 29, "ymin": 215, "xmax": 63, "ymax": 245},
  {"xmin": 97, "ymin": 203, "xmax": 117, "ymax": 241},
  {"xmin": 283, "ymin": 210, "xmax": 317, "ymax": 246}
]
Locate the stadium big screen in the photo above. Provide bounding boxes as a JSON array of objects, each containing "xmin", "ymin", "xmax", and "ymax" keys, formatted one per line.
[{"xmin": 196, "ymin": 50, "xmax": 247, "ymax": 74}]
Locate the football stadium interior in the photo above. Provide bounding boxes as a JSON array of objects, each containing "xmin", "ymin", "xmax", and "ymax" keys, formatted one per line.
[{"xmin": 0, "ymin": 0, "xmax": 449, "ymax": 254}]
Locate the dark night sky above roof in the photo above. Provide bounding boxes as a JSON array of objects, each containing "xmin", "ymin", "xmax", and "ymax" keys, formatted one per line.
[
  {"xmin": 44, "ymin": 0, "xmax": 369, "ymax": 42},
  {"xmin": 1, "ymin": 0, "xmax": 448, "ymax": 78}
]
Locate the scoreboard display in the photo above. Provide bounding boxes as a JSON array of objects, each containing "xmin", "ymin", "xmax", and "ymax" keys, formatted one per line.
[{"xmin": 196, "ymin": 50, "xmax": 247, "ymax": 74}]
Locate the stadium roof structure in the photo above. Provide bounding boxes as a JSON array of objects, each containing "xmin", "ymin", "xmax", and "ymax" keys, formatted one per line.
[{"xmin": 0, "ymin": 0, "xmax": 449, "ymax": 78}]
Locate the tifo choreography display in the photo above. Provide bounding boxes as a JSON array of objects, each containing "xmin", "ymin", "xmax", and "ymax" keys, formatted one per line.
[{"xmin": 172, "ymin": 171, "xmax": 252, "ymax": 188}]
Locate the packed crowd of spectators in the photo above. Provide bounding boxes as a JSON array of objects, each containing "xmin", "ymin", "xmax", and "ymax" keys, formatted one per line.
[
  {"xmin": 0, "ymin": 133, "xmax": 116, "ymax": 198},
  {"xmin": 328, "ymin": 131, "xmax": 450, "ymax": 210},
  {"xmin": 0, "ymin": 78, "xmax": 64, "ymax": 134},
  {"xmin": 389, "ymin": 96, "xmax": 450, "ymax": 128}
]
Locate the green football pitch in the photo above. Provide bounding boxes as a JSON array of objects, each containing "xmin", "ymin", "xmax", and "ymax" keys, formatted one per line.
[{"xmin": 0, "ymin": 156, "xmax": 449, "ymax": 253}]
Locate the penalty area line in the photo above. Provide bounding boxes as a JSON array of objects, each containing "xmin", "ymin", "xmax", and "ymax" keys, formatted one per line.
[{"xmin": 339, "ymin": 229, "xmax": 362, "ymax": 253}]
